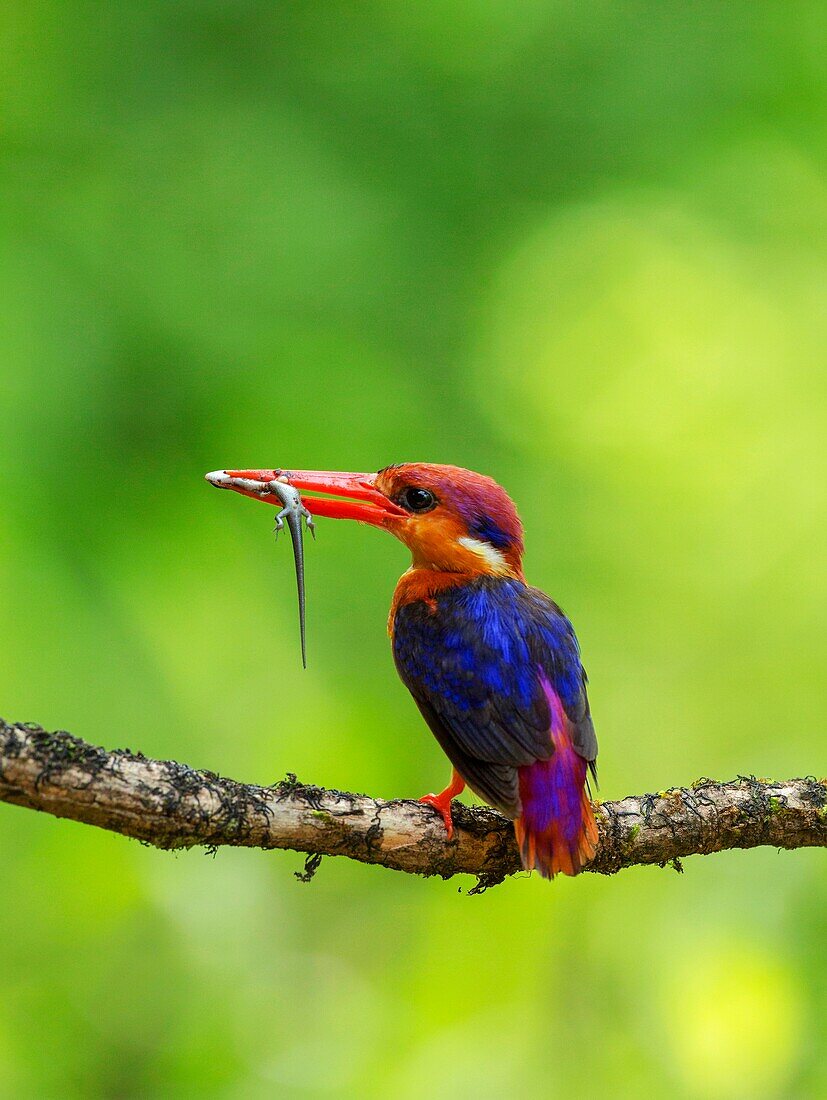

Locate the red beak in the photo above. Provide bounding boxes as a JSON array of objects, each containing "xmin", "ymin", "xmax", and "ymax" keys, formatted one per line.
[{"xmin": 205, "ymin": 468, "xmax": 407, "ymax": 526}]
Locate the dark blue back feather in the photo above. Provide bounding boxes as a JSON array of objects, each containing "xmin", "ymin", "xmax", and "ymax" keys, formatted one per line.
[{"xmin": 393, "ymin": 576, "xmax": 597, "ymax": 817}]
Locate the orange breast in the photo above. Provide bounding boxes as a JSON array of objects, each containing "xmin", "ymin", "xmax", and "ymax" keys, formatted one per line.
[{"xmin": 387, "ymin": 569, "xmax": 473, "ymax": 636}]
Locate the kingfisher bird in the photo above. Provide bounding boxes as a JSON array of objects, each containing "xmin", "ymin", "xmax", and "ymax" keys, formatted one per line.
[{"xmin": 206, "ymin": 463, "xmax": 598, "ymax": 878}]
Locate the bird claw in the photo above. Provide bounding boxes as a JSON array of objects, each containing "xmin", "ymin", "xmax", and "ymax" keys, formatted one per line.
[{"xmin": 419, "ymin": 792, "xmax": 455, "ymax": 839}]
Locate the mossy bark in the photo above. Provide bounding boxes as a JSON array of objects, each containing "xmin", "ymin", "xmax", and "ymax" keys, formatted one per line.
[{"xmin": 1, "ymin": 719, "xmax": 825, "ymax": 886}]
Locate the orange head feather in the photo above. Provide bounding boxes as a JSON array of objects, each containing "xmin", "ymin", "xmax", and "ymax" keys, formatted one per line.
[{"xmin": 374, "ymin": 463, "xmax": 524, "ymax": 579}]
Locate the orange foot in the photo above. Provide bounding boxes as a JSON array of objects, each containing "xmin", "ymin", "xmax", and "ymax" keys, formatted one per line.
[{"xmin": 418, "ymin": 770, "xmax": 466, "ymax": 840}]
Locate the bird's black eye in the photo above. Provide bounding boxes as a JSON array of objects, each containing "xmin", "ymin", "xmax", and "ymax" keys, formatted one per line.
[{"xmin": 398, "ymin": 486, "xmax": 437, "ymax": 514}]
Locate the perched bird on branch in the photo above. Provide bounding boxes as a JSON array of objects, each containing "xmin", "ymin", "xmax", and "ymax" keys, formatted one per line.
[{"xmin": 206, "ymin": 464, "xmax": 598, "ymax": 878}]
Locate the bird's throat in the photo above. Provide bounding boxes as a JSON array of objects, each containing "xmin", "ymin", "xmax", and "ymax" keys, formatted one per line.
[{"xmin": 388, "ymin": 564, "xmax": 522, "ymax": 634}]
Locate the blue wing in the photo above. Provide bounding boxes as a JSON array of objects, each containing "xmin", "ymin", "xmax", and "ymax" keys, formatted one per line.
[{"xmin": 392, "ymin": 577, "xmax": 597, "ymax": 817}]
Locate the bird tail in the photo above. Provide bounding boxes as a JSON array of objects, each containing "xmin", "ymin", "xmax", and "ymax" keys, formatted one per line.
[{"xmin": 514, "ymin": 726, "xmax": 598, "ymax": 879}]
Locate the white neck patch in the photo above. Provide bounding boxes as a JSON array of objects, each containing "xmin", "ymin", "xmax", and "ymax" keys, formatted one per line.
[{"xmin": 457, "ymin": 536, "xmax": 509, "ymax": 573}]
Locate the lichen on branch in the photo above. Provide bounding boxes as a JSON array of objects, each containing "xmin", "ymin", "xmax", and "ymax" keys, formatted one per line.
[{"xmin": 1, "ymin": 719, "xmax": 825, "ymax": 886}]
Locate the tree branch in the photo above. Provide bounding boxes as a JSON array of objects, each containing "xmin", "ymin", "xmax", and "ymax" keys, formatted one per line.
[{"xmin": 1, "ymin": 719, "xmax": 824, "ymax": 886}]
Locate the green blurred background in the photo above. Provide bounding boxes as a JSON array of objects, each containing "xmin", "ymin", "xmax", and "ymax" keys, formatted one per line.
[{"xmin": 1, "ymin": 3, "xmax": 825, "ymax": 1097}]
